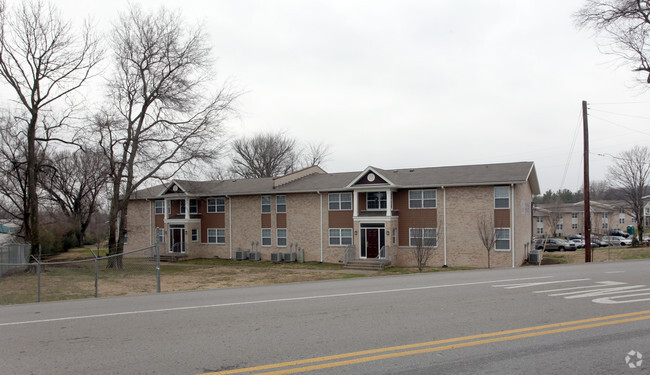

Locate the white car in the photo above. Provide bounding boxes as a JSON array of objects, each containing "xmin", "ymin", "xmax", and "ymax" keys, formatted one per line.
[{"xmin": 601, "ymin": 236, "xmax": 632, "ymax": 247}]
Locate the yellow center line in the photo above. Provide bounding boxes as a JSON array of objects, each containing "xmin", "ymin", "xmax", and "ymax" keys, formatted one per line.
[{"xmin": 204, "ymin": 309, "xmax": 650, "ymax": 375}]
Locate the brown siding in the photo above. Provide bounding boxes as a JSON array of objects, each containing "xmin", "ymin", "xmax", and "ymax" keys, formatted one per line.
[
  {"xmin": 261, "ymin": 213, "xmax": 271, "ymax": 228},
  {"xmin": 154, "ymin": 214, "xmax": 164, "ymax": 228},
  {"xmin": 357, "ymin": 192, "xmax": 366, "ymax": 210},
  {"xmin": 202, "ymin": 213, "xmax": 226, "ymax": 242},
  {"xmin": 277, "ymin": 213, "xmax": 287, "ymax": 228},
  {"xmin": 494, "ymin": 209, "xmax": 510, "ymax": 228},
  {"xmin": 393, "ymin": 189, "xmax": 437, "ymax": 246},
  {"xmin": 329, "ymin": 210, "xmax": 353, "ymax": 228}
]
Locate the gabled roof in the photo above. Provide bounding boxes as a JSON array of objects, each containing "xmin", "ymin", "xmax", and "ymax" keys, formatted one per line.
[{"xmin": 131, "ymin": 161, "xmax": 540, "ymax": 199}]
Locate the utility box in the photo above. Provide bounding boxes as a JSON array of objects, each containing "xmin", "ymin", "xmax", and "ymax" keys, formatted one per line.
[{"xmin": 528, "ymin": 250, "xmax": 541, "ymax": 264}]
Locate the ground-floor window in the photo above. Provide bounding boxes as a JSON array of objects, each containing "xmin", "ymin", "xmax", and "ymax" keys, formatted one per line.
[
  {"xmin": 536, "ymin": 227, "xmax": 543, "ymax": 234},
  {"xmin": 156, "ymin": 228, "xmax": 165, "ymax": 243},
  {"xmin": 495, "ymin": 228, "xmax": 510, "ymax": 250},
  {"xmin": 409, "ymin": 228, "xmax": 437, "ymax": 247},
  {"xmin": 329, "ymin": 228, "xmax": 353, "ymax": 246},
  {"xmin": 261, "ymin": 228, "xmax": 272, "ymax": 246},
  {"xmin": 277, "ymin": 229, "xmax": 287, "ymax": 247},
  {"xmin": 207, "ymin": 228, "xmax": 225, "ymax": 244},
  {"xmin": 191, "ymin": 229, "xmax": 198, "ymax": 242}
]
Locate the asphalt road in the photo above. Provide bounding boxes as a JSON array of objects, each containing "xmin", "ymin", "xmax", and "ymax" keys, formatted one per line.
[{"xmin": 2, "ymin": 260, "xmax": 650, "ymax": 374}]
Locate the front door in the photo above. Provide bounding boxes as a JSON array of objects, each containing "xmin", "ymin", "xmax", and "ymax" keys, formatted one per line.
[
  {"xmin": 169, "ymin": 226, "xmax": 185, "ymax": 253},
  {"xmin": 361, "ymin": 225, "xmax": 385, "ymax": 259}
]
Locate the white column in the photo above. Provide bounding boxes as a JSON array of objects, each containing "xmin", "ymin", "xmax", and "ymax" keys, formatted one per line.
[
  {"xmin": 185, "ymin": 197, "xmax": 190, "ymax": 220},
  {"xmin": 386, "ymin": 189, "xmax": 392, "ymax": 217},
  {"xmin": 353, "ymin": 191, "xmax": 359, "ymax": 217},
  {"xmin": 164, "ymin": 199, "xmax": 168, "ymax": 220}
]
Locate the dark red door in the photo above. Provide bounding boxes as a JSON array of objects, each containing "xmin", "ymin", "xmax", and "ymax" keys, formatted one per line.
[{"xmin": 366, "ymin": 229, "xmax": 379, "ymax": 258}]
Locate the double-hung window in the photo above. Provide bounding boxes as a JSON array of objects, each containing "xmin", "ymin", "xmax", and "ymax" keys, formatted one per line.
[
  {"xmin": 329, "ymin": 228, "xmax": 353, "ymax": 246},
  {"xmin": 261, "ymin": 229, "xmax": 272, "ymax": 246},
  {"xmin": 207, "ymin": 197, "xmax": 225, "ymax": 213},
  {"xmin": 155, "ymin": 200, "xmax": 165, "ymax": 215},
  {"xmin": 495, "ymin": 228, "xmax": 510, "ymax": 250},
  {"xmin": 366, "ymin": 192, "xmax": 386, "ymax": 210},
  {"xmin": 494, "ymin": 187, "xmax": 510, "ymax": 209},
  {"xmin": 180, "ymin": 199, "xmax": 198, "ymax": 214},
  {"xmin": 276, "ymin": 195, "xmax": 286, "ymax": 213},
  {"xmin": 207, "ymin": 228, "xmax": 225, "ymax": 244},
  {"xmin": 155, "ymin": 228, "xmax": 165, "ymax": 243},
  {"xmin": 261, "ymin": 196, "xmax": 271, "ymax": 213},
  {"xmin": 409, "ymin": 190, "xmax": 437, "ymax": 209},
  {"xmin": 328, "ymin": 193, "xmax": 352, "ymax": 210},
  {"xmin": 277, "ymin": 229, "xmax": 287, "ymax": 247},
  {"xmin": 409, "ymin": 228, "xmax": 437, "ymax": 247}
]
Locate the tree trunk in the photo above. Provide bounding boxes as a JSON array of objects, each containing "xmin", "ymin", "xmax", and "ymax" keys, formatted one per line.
[{"xmin": 27, "ymin": 115, "xmax": 40, "ymax": 261}]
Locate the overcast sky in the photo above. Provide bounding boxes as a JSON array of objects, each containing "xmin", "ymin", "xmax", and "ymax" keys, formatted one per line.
[{"xmin": 53, "ymin": 0, "xmax": 650, "ymax": 194}]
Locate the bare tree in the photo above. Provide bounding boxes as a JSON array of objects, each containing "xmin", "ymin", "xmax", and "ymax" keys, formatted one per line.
[
  {"xmin": 607, "ymin": 145, "xmax": 650, "ymax": 243},
  {"xmin": 230, "ymin": 132, "xmax": 330, "ymax": 178},
  {"xmin": 97, "ymin": 5, "xmax": 236, "ymax": 268},
  {"xmin": 576, "ymin": 1, "xmax": 650, "ymax": 85},
  {"xmin": 230, "ymin": 132, "xmax": 298, "ymax": 178},
  {"xmin": 40, "ymin": 149, "xmax": 109, "ymax": 247},
  {"xmin": 0, "ymin": 117, "xmax": 30, "ymax": 235},
  {"xmin": 476, "ymin": 213, "xmax": 496, "ymax": 269},
  {"xmin": 409, "ymin": 225, "xmax": 440, "ymax": 272},
  {"xmin": 0, "ymin": 0, "xmax": 100, "ymax": 256}
]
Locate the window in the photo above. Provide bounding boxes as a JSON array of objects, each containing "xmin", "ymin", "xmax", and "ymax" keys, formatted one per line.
[
  {"xmin": 123, "ymin": 231, "xmax": 128, "ymax": 244},
  {"xmin": 495, "ymin": 228, "xmax": 510, "ymax": 250},
  {"xmin": 409, "ymin": 228, "xmax": 437, "ymax": 247},
  {"xmin": 572, "ymin": 223, "xmax": 578, "ymax": 229},
  {"xmin": 367, "ymin": 192, "xmax": 387, "ymax": 210},
  {"xmin": 409, "ymin": 190, "xmax": 436, "ymax": 209},
  {"xmin": 276, "ymin": 195, "xmax": 286, "ymax": 213},
  {"xmin": 191, "ymin": 229, "xmax": 198, "ymax": 242},
  {"xmin": 603, "ymin": 213, "xmax": 608, "ymax": 219},
  {"xmin": 207, "ymin": 197, "xmax": 225, "ymax": 213},
  {"xmin": 180, "ymin": 199, "xmax": 198, "ymax": 214},
  {"xmin": 602, "ymin": 222, "xmax": 608, "ymax": 229},
  {"xmin": 494, "ymin": 186, "xmax": 510, "ymax": 209},
  {"xmin": 620, "ymin": 218, "xmax": 625, "ymax": 224},
  {"xmin": 261, "ymin": 229, "xmax": 272, "ymax": 246},
  {"xmin": 537, "ymin": 217, "xmax": 544, "ymax": 223},
  {"xmin": 329, "ymin": 228, "xmax": 353, "ymax": 246},
  {"xmin": 556, "ymin": 224, "xmax": 563, "ymax": 230},
  {"xmin": 207, "ymin": 228, "xmax": 225, "ymax": 244},
  {"xmin": 155, "ymin": 228, "xmax": 165, "ymax": 243},
  {"xmin": 155, "ymin": 200, "xmax": 165, "ymax": 215},
  {"xmin": 277, "ymin": 229, "xmax": 287, "ymax": 247},
  {"xmin": 261, "ymin": 195, "xmax": 271, "ymax": 213},
  {"xmin": 328, "ymin": 193, "xmax": 352, "ymax": 210},
  {"xmin": 537, "ymin": 227, "xmax": 544, "ymax": 234},
  {"xmin": 572, "ymin": 213, "xmax": 579, "ymax": 219}
]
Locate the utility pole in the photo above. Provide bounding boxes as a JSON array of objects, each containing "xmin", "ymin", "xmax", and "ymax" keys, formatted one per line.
[{"xmin": 583, "ymin": 100, "xmax": 592, "ymax": 263}]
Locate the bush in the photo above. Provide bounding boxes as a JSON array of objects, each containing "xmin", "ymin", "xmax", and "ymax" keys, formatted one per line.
[{"xmin": 39, "ymin": 229, "xmax": 61, "ymax": 256}]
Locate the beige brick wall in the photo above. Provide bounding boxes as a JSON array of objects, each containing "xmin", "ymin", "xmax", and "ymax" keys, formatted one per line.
[{"xmin": 124, "ymin": 200, "xmax": 154, "ymax": 253}]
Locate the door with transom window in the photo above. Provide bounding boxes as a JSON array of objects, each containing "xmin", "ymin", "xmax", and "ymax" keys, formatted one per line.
[{"xmin": 360, "ymin": 223, "xmax": 385, "ymax": 259}]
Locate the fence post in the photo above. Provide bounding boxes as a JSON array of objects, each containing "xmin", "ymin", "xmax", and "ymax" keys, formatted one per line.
[
  {"xmin": 90, "ymin": 248, "xmax": 98, "ymax": 298},
  {"xmin": 31, "ymin": 255, "xmax": 41, "ymax": 303},
  {"xmin": 156, "ymin": 243, "xmax": 161, "ymax": 293}
]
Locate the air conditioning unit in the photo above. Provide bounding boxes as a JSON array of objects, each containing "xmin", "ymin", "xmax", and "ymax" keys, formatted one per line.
[
  {"xmin": 283, "ymin": 252, "xmax": 297, "ymax": 262},
  {"xmin": 249, "ymin": 251, "xmax": 261, "ymax": 261},
  {"xmin": 270, "ymin": 252, "xmax": 284, "ymax": 263},
  {"xmin": 529, "ymin": 250, "xmax": 541, "ymax": 264},
  {"xmin": 235, "ymin": 250, "xmax": 249, "ymax": 261}
]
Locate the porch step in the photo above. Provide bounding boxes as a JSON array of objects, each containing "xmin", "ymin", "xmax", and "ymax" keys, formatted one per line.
[
  {"xmin": 159, "ymin": 254, "xmax": 188, "ymax": 262},
  {"xmin": 344, "ymin": 259, "xmax": 390, "ymax": 271}
]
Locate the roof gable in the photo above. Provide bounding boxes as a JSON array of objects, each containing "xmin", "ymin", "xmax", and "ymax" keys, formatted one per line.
[{"xmin": 347, "ymin": 167, "xmax": 395, "ymax": 188}]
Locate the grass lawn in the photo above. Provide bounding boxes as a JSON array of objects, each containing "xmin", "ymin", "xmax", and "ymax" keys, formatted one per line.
[{"xmin": 541, "ymin": 245, "xmax": 650, "ymax": 264}]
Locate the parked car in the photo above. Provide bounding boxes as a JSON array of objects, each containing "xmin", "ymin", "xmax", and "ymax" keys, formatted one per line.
[
  {"xmin": 569, "ymin": 238, "xmax": 585, "ymax": 249},
  {"xmin": 535, "ymin": 238, "xmax": 577, "ymax": 252},
  {"xmin": 608, "ymin": 229, "xmax": 629, "ymax": 238},
  {"xmin": 601, "ymin": 236, "xmax": 632, "ymax": 247}
]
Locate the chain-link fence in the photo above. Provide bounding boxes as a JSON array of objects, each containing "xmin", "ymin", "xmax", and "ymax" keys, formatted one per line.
[
  {"xmin": 0, "ymin": 244, "xmax": 160, "ymax": 304},
  {"xmin": 0, "ymin": 243, "xmax": 31, "ymax": 278}
]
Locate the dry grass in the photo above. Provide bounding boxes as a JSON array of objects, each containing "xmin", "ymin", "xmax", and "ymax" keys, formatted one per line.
[{"xmin": 541, "ymin": 245, "xmax": 650, "ymax": 264}]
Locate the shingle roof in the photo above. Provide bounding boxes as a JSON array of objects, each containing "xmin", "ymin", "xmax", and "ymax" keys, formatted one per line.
[{"xmin": 131, "ymin": 161, "xmax": 539, "ymax": 199}]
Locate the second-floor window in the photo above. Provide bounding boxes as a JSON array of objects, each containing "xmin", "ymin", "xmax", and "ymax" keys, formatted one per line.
[
  {"xmin": 155, "ymin": 200, "xmax": 165, "ymax": 215},
  {"xmin": 409, "ymin": 190, "xmax": 436, "ymax": 209},
  {"xmin": 494, "ymin": 187, "xmax": 510, "ymax": 209},
  {"xmin": 329, "ymin": 193, "xmax": 352, "ymax": 210},
  {"xmin": 180, "ymin": 199, "xmax": 198, "ymax": 214},
  {"xmin": 261, "ymin": 195, "xmax": 271, "ymax": 213},
  {"xmin": 367, "ymin": 192, "xmax": 386, "ymax": 210},
  {"xmin": 207, "ymin": 197, "xmax": 225, "ymax": 213},
  {"xmin": 276, "ymin": 195, "xmax": 286, "ymax": 213}
]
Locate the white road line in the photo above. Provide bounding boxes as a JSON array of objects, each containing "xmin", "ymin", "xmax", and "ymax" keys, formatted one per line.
[
  {"xmin": 0, "ymin": 276, "xmax": 551, "ymax": 327},
  {"xmin": 605, "ymin": 271, "xmax": 626, "ymax": 274},
  {"xmin": 492, "ymin": 279, "xmax": 590, "ymax": 289},
  {"xmin": 534, "ymin": 281, "xmax": 627, "ymax": 294}
]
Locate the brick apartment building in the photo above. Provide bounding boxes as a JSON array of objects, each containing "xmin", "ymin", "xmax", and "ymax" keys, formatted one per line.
[{"xmin": 125, "ymin": 161, "xmax": 540, "ymax": 268}]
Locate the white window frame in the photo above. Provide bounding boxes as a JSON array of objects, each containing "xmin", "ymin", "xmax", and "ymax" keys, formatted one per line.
[
  {"xmin": 572, "ymin": 223, "xmax": 578, "ymax": 229},
  {"xmin": 155, "ymin": 227, "xmax": 165, "ymax": 243},
  {"xmin": 494, "ymin": 186, "xmax": 510, "ymax": 209},
  {"xmin": 328, "ymin": 228, "xmax": 353, "ymax": 246},
  {"xmin": 495, "ymin": 228, "xmax": 510, "ymax": 251},
  {"xmin": 191, "ymin": 228, "xmax": 198, "ymax": 242},
  {"xmin": 261, "ymin": 195, "xmax": 271, "ymax": 213},
  {"xmin": 328, "ymin": 193, "xmax": 352, "ymax": 211},
  {"xmin": 180, "ymin": 199, "xmax": 199, "ymax": 214},
  {"xmin": 277, "ymin": 229, "xmax": 287, "ymax": 247},
  {"xmin": 408, "ymin": 189, "xmax": 437, "ymax": 209},
  {"xmin": 207, "ymin": 197, "xmax": 225, "ymax": 213},
  {"xmin": 366, "ymin": 192, "xmax": 387, "ymax": 210},
  {"xmin": 261, "ymin": 228, "xmax": 272, "ymax": 246},
  {"xmin": 207, "ymin": 228, "xmax": 225, "ymax": 244},
  {"xmin": 408, "ymin": 228, "xmax": 438, "ymax": 248},
  {"xmin": 276, "ymin": 195, "xmax": 287, "ymax": 213},
  {"xmin": 155, "ymin": 200, "xmax": 165, "ymax": 215}
]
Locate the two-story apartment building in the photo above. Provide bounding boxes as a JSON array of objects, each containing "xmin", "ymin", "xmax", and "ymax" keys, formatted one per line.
[{"xmin": 125, "ymin": 161, "xmax": 540, "ymax": 268}]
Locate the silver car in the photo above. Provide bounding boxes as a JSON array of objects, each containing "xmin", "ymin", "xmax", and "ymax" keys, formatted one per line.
[{"xmin": 600, "ymin": 236, "xmax": 632, "ymax": 247}]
